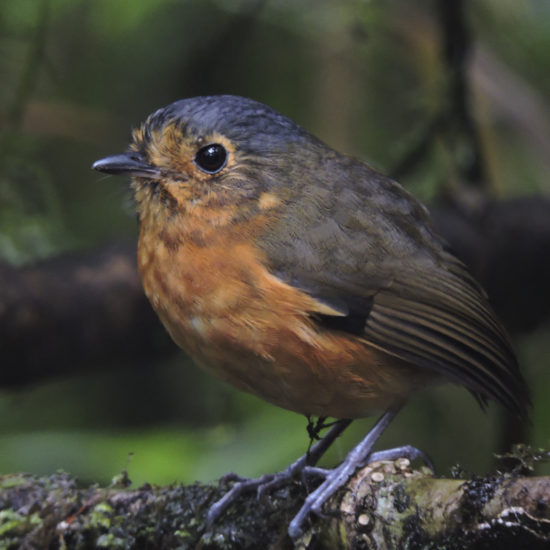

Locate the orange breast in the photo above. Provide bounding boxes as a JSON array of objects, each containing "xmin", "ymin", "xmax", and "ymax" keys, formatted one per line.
[{"xmin": 137, "ymin": 206, "xmax": 433, "ymax": 419}]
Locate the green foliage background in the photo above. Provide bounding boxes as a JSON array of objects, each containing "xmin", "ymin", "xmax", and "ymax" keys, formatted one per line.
[{"xmin": 1, "ymin": 0, "xmax": 549, "ymax": 487}]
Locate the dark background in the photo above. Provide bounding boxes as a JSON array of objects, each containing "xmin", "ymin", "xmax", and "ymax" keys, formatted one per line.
[{"xmin": 1, "ymin": 0, "xmax": 549, "ymax": 486}]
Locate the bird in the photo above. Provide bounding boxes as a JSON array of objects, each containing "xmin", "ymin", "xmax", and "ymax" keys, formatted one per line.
[{"xmin": 92, "ymin": 94, "xmax": 529, "ymax": 540}]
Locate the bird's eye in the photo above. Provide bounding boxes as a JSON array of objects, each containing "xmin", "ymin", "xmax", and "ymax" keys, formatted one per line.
[{"xmin": 194, "ymin": 143, "xmax": 227, "ymax": 174}]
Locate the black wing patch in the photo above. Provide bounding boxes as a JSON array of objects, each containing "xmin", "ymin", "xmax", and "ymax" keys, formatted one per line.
[{"xmin": 315, "ymin": 296, "xmax": 374, "ymax": 336}]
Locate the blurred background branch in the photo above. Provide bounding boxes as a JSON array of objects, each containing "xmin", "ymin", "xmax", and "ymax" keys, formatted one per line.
[
  {"xmin": 392, "ymin": 0, "xmax": 487, "ymax": 187},
  {"xmin": 6, "ymin": 0, "xmax": 51, "ymax": 130}
]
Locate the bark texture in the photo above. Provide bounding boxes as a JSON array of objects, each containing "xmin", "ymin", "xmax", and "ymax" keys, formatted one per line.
[{"xmin": 1, "ymin": 458, "xmax": 549, "ymax": 549}]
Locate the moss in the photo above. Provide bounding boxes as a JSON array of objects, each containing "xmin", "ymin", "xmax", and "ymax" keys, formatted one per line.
[
  {"xmin": 0, "ymin": 509, "xmax": 42, "ymax": 536},
  {"xmin": 96, "ymin": 533, "xmax": 127, "ymax": 548},
  {"xmin": 0, "ymin": 474, "xmax": 29, "ymax": 490},
  {"xmin": 89, "ymin": 502, "xmax": 114, "ymax": 530},
  {"xmin": 3, "ymin": 467, "xmax": 547, "ymax": 549},
  {"xmin": 494, "ymin": 444, "xmax": 550, "ymax": 476}
]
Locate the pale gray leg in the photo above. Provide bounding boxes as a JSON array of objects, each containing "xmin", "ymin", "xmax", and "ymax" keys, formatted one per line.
[{"xmin": 288, "ymin": 408, "xmax": 400, "ymax": 540}]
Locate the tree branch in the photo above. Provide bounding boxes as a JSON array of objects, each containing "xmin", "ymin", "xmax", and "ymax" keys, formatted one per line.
[{"xmin": 1, "ymin": 460, "xmax": 549, "ymax": 549}]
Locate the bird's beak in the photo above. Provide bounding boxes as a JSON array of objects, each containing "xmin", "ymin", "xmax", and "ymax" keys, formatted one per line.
[{"xmin": 92, "ymin": 152, "xmax": 161, "ymax": 179}]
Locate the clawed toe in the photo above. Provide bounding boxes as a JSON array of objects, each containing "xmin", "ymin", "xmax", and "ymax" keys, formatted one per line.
[
  {"xmin": 208, "ymin": 469, "xmax": 296, "ymax": 526},
  {"xmin": 256, "ymin": 470, "xmax": 294, "ymax": 500},
  {"xmin": 301, "ymin": 466, "xmax": 330, "ymax": 480},
  {"xmin": 218, "ymin": 471, "xmax": 248, "ymax": 484},
  {"xmin": 207, "ymin": 473, "xmax": 272, "ymax": 526},
  {"xmin": 368, "ymin": 445, "xmax": 434, "ymax": 471}
]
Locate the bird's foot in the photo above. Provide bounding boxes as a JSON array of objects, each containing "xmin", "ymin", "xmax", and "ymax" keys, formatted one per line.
[
  {"xmin": 206, "ymin": 418, "xmax": 352, "ymax": 528},
  {"xmin": 288, "ymin": 443, "xmax": 433, "ymax": 540},
  {"xmin": 206, "ymin": 409, "xmax": 432, "ymax": 542},
  {"xmin": 207, "ymin": 454, "xmax": 340, "ymax": 527}
]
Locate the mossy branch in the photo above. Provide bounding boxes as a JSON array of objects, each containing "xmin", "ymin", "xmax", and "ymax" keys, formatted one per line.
[{"xmin": 1, "ymin": 459, "xmax": 550, "ymax": 549}]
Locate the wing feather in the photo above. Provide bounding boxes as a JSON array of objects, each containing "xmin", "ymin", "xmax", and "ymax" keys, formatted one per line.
[
  {"xmin": 363, "ymin": 291, "xmax": 523, "ymax": 413},
  {"xmin": 256, "ymin": 155, "xmax": 529, "ymax": 416}
]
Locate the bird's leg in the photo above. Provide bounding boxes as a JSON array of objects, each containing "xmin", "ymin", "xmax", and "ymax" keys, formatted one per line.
[
  {"xmin": 289, "ymin": 406, "xmax": 408, "ymax": 540},
  {"xmin": 306, "ymin": 416, "xmax": 341, "ymax": 443},
  {"xmin": 306, "ymin": 415, "xmax": 323, "ymax": 463},
  {"xmin": 306, "ymin": 415, "xmax": 326, "ymax": 443},
  {"xmin": 305, "ymin": 415, "xmax": 342, "ymax": 462},
  {"xmin": 206, "ymin": 418, "xmax": 352, "ymax": 527}
]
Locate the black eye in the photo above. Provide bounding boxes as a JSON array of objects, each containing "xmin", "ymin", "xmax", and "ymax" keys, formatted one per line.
[{"xmin": 194, "ymin": 143, "xmax": 227, "ymax": 174}]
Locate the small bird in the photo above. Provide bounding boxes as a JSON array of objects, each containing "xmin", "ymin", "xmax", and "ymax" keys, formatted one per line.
[{"xmin": 93, "ymin": 95, "xmax": 529, "ymax": 539}]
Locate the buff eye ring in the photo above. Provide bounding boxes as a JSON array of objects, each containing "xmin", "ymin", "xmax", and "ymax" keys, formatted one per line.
[{"xmin": 194, "ymin": 143, "xmax": 227, "ymax": 174}]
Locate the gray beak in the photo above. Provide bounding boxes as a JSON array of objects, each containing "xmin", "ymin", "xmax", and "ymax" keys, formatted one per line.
[{"xmin": 92, "ymin": 153, "xmax": 161, "ymax": 178}]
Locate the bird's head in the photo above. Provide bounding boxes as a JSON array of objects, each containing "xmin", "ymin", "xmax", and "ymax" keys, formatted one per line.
[{"xmin": 93, "ymin": 95, "xmax": 327, "ymax": 223}]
